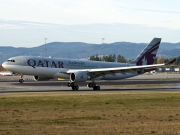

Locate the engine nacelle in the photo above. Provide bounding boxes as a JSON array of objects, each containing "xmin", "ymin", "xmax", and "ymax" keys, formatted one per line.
[
  {"xmin": 70, "ymin": 72, "xmax": 90, "ymax": 82},
  {"xmin": 33, "ymin": 76, "xmax": 52, "ymax": 81}
]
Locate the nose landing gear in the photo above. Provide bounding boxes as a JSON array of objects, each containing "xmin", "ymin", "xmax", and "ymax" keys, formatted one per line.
[{"xmin": 19, "ymin": 75, "xmax": 24, "ymax": 83}]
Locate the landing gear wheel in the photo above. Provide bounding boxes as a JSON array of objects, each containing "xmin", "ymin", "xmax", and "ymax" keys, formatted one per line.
[
  {"xmin": 68, "ymin": 81, "xmax": 79, "ymax": 90},
  {"xmin": 93, "ymin": 86, "xmax": 100, "ymax": 91},
  {"xmin": 72, "ymin": 85, "xmax": 79, "ymax": 91},
  {"xmin": 19, "ymin": 75, "xmax": 24, "ymax": 83},
  {"xmin": 68, "ymin": 82, "xmax": 74, "ymax": 87},
  {"xmin": 88, "ymin": 82, "xmax": 100, "ymax": 90},
  {"xmin": 19, "ymin": 79, "xmax": 24, "ymax": 83},
  {"xmin": 87, "ymin": 82, "xmax": 96, "ymax": 88}
]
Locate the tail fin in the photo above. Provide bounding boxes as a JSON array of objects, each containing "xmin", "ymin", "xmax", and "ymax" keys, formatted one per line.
[{"xmin": 130, "ymin": 38, "xmax": 161, "ymax": 66}]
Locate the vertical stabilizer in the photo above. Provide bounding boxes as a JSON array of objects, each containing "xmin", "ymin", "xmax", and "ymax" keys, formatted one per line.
[{"xmin": 130, "ymin": 38, "xmax": 161, "ymax": 66}]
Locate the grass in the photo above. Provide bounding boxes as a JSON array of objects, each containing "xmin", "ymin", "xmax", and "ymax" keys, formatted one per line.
[{"xmin": 0, "ymin": 93, "xmax": 180, "ymax": 135}]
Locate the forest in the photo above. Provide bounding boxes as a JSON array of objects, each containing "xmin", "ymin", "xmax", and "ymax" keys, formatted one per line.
[{"xmin": 89, "ymin": 54, "xmax": 179, "ymax": 66}]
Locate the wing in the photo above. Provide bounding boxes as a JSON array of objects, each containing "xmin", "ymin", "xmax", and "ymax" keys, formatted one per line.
[{"xmin": 67, "ymin": 58, "xmax": 176, "ymax": 78}]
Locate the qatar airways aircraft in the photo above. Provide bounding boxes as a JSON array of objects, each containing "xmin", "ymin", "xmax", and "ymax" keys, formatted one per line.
[{"xmin": 2, "ymin": 38, "xmax": 175, "ymax": 90}]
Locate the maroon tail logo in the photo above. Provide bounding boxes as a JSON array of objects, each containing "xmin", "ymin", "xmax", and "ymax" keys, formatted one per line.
[{"xmin": 136, "ymin": 41, "xmax": 160, "ymax": 66}]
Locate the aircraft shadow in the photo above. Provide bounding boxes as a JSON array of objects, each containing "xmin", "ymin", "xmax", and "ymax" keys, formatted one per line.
[{"xmin": 11, "ymin": 80, "xmax": 180, "ymax": 87}]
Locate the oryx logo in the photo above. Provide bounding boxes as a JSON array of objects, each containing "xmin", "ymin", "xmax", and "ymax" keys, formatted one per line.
[
  {"xmin": 142, "ymin": 56, "xmax": 147, "ymax": 65},
  {"xmin": 137, "ymin": 41, "xmax": 160, "ymax": 66}
]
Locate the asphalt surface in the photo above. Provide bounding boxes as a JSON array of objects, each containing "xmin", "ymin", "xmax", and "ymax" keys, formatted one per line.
[{"xmin": 0, "ymin": 73, "xmax": 180, "ymax": 95}]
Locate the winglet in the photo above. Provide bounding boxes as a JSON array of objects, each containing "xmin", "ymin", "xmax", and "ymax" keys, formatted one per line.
[{"xmin": 165, "ymin": 58, "xmax": 176, "ymax": 65}]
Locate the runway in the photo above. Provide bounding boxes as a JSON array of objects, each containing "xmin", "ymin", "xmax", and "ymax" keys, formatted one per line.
[{"xmin": 0, "ymin": 73, "xmax": 180, "ymax": 95}]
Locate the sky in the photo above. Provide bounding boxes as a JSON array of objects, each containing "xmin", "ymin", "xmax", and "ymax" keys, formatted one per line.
[{"xmin": 0, "ymin": 0, "xmax": 180, "ymax": 47}]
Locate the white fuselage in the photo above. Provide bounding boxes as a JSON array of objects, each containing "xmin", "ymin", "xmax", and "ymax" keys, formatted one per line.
[{"xmin": 2, "ymin": 56, "xmax": 139, "ymax": 80}]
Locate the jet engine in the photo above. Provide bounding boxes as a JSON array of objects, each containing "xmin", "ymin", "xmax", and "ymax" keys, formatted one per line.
[
  {"xmin": 33, "ymin": 76, "xmax": 52, "ymax": 81},
  {"xmin": 70, "ymin": 72, "xmax": 90, "ymax": 82}
]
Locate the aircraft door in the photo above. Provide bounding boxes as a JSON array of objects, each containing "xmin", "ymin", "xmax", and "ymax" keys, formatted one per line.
[{"xmin": 22, "ymin": 58, "xmax": 27, "ymax": 66}]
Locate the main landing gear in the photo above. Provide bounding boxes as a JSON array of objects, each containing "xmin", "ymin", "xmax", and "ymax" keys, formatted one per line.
[
  {"xmin": 19, "ymin": 75, "xmax": 24, "ymax": 83},
  {"xmin": 67, "ymin": 81, "xmax": 100, "ymax": 91},
  {"xmin": 67, "ymin": 82, "xmax": 79, "ymax": 91},
  {"xmin": 87, "ymin": 82, "xmax": 100, "ymax": 90}
]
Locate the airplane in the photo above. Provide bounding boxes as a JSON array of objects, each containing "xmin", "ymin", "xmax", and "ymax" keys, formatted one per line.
[{"xmin": 2, "ymin": 38, "xmax": 176, "ymax": 91}]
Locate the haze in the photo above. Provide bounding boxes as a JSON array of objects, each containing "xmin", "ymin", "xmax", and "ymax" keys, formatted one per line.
[{"xmin": 0, "ymin": 0, "xmax": 180, "ymax": 47}]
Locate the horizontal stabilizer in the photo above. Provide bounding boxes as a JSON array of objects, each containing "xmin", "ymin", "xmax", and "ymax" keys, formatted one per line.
[{"xmin": 165, "ymin": 58, "xmax": 176, "ymax": 65}]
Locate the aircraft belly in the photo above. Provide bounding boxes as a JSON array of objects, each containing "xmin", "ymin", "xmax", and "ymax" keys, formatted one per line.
[
  {"xmin": 7, "ymin": 65, "xmax": 58, "ymax": 76},
  {"xmin": 96, "ymin": 72, "xmax": 138, "ymax": 80},
  {"xmin": 53, "ymin": 73, "xmax": 69, "ymax": 79},
  {"xmin": 25, "ymin": 67, "xmax": 58, "ymax": 76}
]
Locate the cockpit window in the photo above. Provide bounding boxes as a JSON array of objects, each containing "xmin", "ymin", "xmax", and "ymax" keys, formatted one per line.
[{"xmin": 7, "ymin": 60, "xmax": 15, "ymax": 62}]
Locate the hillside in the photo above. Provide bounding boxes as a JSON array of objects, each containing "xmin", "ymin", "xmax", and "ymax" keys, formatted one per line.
[{"xmin": 0, "ymin": 42, "xmax": 180, "ymax": 64}]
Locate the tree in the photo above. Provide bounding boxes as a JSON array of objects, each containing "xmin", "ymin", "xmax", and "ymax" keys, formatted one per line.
[
  {"xmin": 90, "ymin": 54, "xmax": 100, "ymax": 61},
  {"xmin": 90, "ymin": 54, "xmax": 127, "ymax": 63},
  {"xmin": 117, "ymin": 55, "xmax": 127, "ymax": 63},
  {"xmin": 157, "ymin": 58, "xmax": 164, "ymax": 64},
  {"xmin": 113, "ymin": 54, "xmax": 116, "ymax": 62},
  {"xmin": 174, "ymin": 56, "xmax": 180, "ymax": 65}
]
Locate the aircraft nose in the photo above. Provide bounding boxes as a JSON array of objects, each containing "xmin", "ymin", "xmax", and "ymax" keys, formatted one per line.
[{"xmin": 2, "ymin": 62, "xmax": 7, "ymax": 69}]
